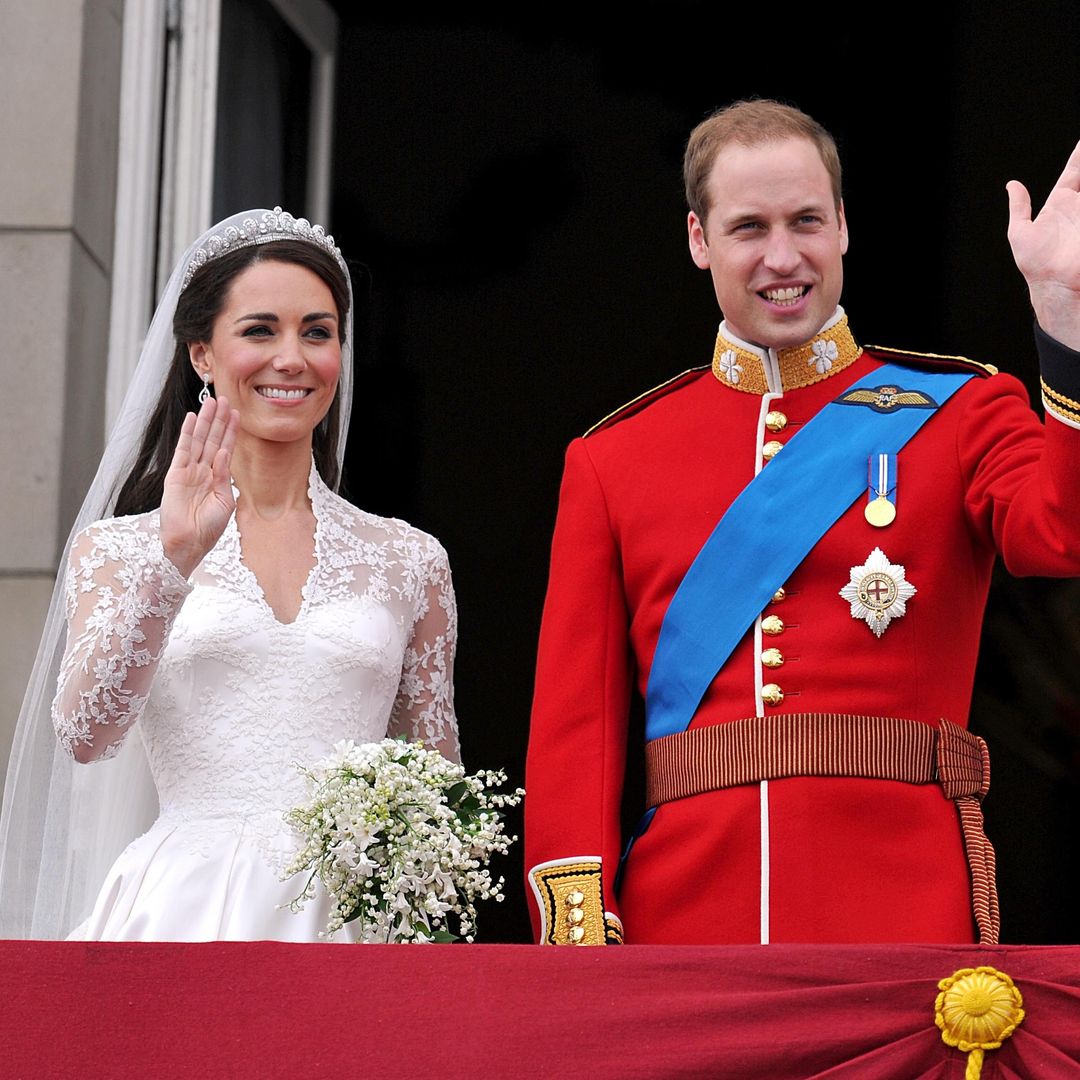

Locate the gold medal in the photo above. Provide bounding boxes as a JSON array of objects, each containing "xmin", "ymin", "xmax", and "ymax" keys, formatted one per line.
[
  {"xmin": 864, "ymin": 496, "xmax": 896, "ymax": 527},
  {"xmin": 865, "ymin": 454, "xmax": 897, "ymax": 527}
]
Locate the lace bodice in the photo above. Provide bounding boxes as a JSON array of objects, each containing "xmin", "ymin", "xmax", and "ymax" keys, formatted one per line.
[{"xmin": 52, "ymin": 466, "xmax": 459, "ymax": 867}]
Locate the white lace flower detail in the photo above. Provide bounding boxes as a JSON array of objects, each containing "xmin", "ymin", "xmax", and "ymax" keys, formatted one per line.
[
  {"xmin": 51, "ymin": 464, "xmax": 460, "ymax": 808},
  {"xmin": 718, "ymin": 348, "xmax": 743, "ymax": 385},
  {"xmin": 839, "ymin": 547, "xmax": 917, "ymax": 638},
  {"xmin": 810, "ymin": 338, "xmax": 839, "ymax": 375}
]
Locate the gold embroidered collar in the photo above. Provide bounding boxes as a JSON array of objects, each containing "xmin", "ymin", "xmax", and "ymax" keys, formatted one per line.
[{"xmin": 711, "ymin": 314, "xmax": 861, "ymax": 395}]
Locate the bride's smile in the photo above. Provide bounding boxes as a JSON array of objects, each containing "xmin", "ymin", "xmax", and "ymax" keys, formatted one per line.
[{"xmin": 190, "ymin": 259, "xmax": 341, "ymax": 447}]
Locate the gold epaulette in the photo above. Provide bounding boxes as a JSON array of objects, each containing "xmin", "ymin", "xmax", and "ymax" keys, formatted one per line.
[
  {"xmin": 583, "ymin": 366, "xmax": 708, "ymax": 438},
  {"xmin": 863, "ymin": 343, "xmax": 998, "ymax": 378}
]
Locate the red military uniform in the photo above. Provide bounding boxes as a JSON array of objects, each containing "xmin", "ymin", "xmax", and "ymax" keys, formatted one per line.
[{"xmin": 525, "ymin": 311, "xmax": 1080, "ymax": 945}]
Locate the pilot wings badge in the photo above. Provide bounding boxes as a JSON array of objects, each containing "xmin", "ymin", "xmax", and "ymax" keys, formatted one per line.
[
  {"xmin": 835, "ymin": 384, "xmax": 938, "ymax": 413},
  {"xmin": 839, "ymin": 547, "xmax": 917, "ymax": 638}
]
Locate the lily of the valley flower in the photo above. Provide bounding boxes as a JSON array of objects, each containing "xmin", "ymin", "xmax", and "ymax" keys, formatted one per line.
[{"xmin": 283, "ymin": 738, "xmax": 522, "ymax": 942}]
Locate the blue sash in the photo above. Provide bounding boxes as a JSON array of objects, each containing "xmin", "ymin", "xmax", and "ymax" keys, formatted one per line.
[{"xmin": 644, "ymin": 363, "xmax": 974, "ymax": 742}]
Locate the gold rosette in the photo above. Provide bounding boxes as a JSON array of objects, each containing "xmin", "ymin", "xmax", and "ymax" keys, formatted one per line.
[{"xmin": 934, "ymin": 966, "xmax": 1024, "ymax": 1078}]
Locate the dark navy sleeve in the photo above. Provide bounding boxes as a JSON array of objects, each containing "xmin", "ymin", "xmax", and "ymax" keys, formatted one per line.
[{"xmin": 1036, "ymin": 322, "xmax": 1080, "ymax": 427}]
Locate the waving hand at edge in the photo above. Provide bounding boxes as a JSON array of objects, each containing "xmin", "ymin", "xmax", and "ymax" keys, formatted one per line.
[
  {"xmin": 159, "ymin": 396, "xmax": 241, "ymax": 577},
  {"xmin": 1007, "ymin": 139, "xmax": 1080, "ymax": 350}
]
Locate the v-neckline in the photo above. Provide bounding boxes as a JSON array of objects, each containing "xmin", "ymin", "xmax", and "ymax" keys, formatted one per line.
[{"xmin": 227, "ymin": 462, "xmax": 323, "ymax": 628}]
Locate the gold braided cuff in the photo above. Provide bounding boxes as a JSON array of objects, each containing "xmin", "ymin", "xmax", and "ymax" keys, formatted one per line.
[
  {"xmin": 528, "ymin": 858, "xmax": 617, "ymax": 946},
  {"xmin": 1042, "ymin": 377, "xmax": 1080, "ymax": 428},
  {"xmin": 604, "ymin": 912, "xmax": 624, "ymax": 944}
]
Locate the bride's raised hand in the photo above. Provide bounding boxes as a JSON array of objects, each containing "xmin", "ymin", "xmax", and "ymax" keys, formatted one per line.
[{"xmin": 160, "ymin": 396, "xmax": 240, "ymax": 577}]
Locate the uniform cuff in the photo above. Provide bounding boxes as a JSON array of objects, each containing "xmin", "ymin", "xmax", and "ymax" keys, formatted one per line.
[
  {"xmin": 528, "ymin": 858, "xmax": 619, "ymax": 945},
  {"xmin": 1036, "ymin": 322, "xmax": 1080, "ymax": 429}
]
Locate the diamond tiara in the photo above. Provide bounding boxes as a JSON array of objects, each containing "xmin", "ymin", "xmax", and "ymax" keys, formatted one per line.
[{"xmin": 180, "ymin": 207, "xmax": 347, "ymax": 291}]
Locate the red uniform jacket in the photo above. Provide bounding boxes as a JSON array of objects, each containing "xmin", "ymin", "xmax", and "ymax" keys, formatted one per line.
[{"xmin": 525, "ymin": 313, "xmax": 1080, "ymax": 945}]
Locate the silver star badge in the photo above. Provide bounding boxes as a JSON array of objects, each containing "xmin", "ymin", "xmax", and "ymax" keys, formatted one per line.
[{"xmin": 839, "ymin": 547, "xmax": 917, "ymax": 638}]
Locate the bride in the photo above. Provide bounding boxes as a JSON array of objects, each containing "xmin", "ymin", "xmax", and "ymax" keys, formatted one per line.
[{"xmin": 0, "ymin": 209, "xmax": 459, "ymax": 940}]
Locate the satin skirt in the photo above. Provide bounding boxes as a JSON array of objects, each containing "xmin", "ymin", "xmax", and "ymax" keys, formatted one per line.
[{"xmin": 69, "ymin": 819, "xmax": 360, "ymax": 943}]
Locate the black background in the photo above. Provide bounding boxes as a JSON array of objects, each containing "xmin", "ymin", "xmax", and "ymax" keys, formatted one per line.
[{"xmin": 324, "ymin": 5, "xmax": 1080, "ymax": 944}]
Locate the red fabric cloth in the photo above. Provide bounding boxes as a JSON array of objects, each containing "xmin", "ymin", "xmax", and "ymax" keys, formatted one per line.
[
  {"xmin": 4, "ymin": 941, "xmax": 1077, "ymax": 1078},
  {"xmin": 526, "ymin": 333, "xmax": 1080, "ymax": 944}
]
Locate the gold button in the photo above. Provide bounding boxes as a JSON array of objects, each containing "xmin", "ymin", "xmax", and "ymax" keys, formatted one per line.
[
  {"xmin": 761, "ymin": 647, "xmax": 784, "ymax": 669},
  {"xmin": 566, "ymin": 890, "xmax": 585, "ymax": 906},
  {"xmin": 762, "ymin": 440, "xmax": 784, "ymax": 461},
  {"xmin": 568, "ymin": 907, "xmax": 585, "ymax": 925},
  {"xmin": 761, "ymin": 614, "xmax": 784, "ymax": 635},
  {"xmin": 771, "ymin": 587, "xmax": 786, "ymax": 604},
  {"xmin": 761, "ymin": 683, "xmax": 784, "ymax": 706},
  {"xmin": 568, "ymin": 925, "xmax": 586, "ymax": 944},
  {"xmin": 765, "ymin": 410, "xmax": 788, "ymax": 433}
]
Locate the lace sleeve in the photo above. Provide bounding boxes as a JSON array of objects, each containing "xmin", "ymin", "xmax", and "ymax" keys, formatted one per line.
[
  {"xmin": 388, "ymin": 537, "xmax": 461, "ymax": 762},
  {"xmin": 52, "ymin": 517, "xmax": 192, "ymax": 763}
]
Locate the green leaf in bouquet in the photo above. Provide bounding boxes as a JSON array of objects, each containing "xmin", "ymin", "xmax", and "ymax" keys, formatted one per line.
[{"xmin": 444, "ymin": 781, "xmax": 469, "ymax": 807}]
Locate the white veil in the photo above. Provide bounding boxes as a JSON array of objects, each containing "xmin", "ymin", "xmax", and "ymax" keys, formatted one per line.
[{"xmin": 0, "ymin": 209, "xmax": 354, "ymax": 938}]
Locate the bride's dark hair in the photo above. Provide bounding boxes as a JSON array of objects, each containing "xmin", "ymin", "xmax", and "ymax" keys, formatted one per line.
[{"xmin": 113, "ymin": 240, "xmax": 351, "ymax": 516}]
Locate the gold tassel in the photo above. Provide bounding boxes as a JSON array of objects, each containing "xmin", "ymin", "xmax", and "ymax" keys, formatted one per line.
[{"xmin": 934, "ymin": 967, "xmax": 1024, "ymax": 1078}]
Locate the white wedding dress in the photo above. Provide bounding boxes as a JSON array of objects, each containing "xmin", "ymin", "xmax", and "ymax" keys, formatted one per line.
[{"xmin": 51, "ymin": 463, "xmax": 459, "ymax": 941}]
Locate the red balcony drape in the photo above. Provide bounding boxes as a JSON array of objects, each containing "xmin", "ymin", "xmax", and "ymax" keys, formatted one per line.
[{"xmin": 5, "ymin": 941, "xmax": 1078, "ymax": 1078}]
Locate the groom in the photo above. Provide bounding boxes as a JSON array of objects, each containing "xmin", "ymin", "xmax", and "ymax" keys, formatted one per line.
[{"xmin": 525, "ymin": 99, "xmax": 1080, "ymax": 946}]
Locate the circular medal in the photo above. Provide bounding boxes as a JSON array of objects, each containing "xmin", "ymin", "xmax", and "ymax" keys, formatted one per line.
[{"xmin": 864, "ymin": 496, "xmax": 896, "ymax": 527}]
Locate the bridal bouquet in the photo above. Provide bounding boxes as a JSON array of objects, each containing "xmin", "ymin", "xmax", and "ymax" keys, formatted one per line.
[{"xmin": 283, "ymin": 739, "xmax": 522, "ymax": 942}]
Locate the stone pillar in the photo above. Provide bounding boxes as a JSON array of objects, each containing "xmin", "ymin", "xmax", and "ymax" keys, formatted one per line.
[{"xmin": 0, "ymin": 0, "xmax": 122, "ymax": 784}]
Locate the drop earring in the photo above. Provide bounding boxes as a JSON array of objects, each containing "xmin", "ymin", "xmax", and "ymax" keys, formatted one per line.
[{"xmin": 198, "ymin": 372, "xmax": 212, "ymax": 405}]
